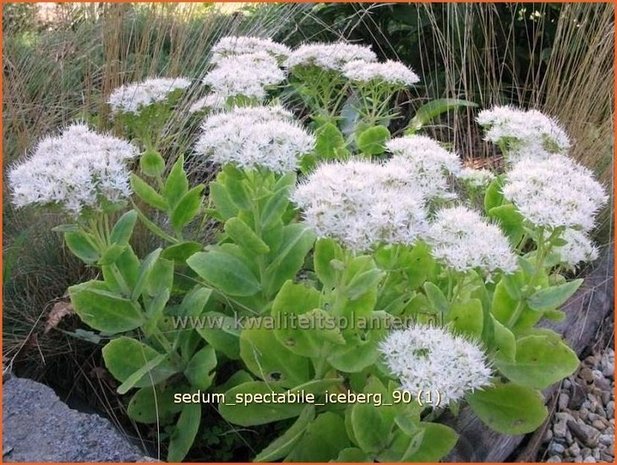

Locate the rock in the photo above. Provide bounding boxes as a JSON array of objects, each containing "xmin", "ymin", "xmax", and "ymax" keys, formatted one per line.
[
  {"xmin": 600, "ymin": 452, "xmax": 613, "ymax": 462},
  {"xmin": 580, "ymin": 408, "xmax": 590, "ymax": 420},
  {"xmin": 559, "ymin": 393, "xmax": 571, "ymax": 411},
  {"xmin": 555, "ymin": 412, "xmax": 575, "ymax": 437},
  {"xmin": 2, "ymin": 376, "xmax": 146, "ymax": 462},
  {"xmin": 599, "ymin": 434, "xmax": 613, "ymax": 446},
  {"xmin": 569, "ymin": 442, "xmax": 581, "ymax": 457},
  {"xmin": 548, "ymin": 442, "xmax": 566, "ymax": 455},
  {"xmin": 547, "ymin": 455, "xmax": 562, "ymax": 462},
  {"xmin": 600, "ymin": 391, "xmax": 611, "ymax": 406},
  {"xmin": 581, "ymin": 367, "xmax": 595, "ymax": 383},
  {"xmin": 606, "ymin": 401, "xmax": 614, "ymax": 418},
  {"xmin": 592, "ymin": 420, "xmax": 607, "ymax": 430},
  {"xmin": 583, "ymin": 455, "xmax": 596, "ymax": 462},
  {"xmin": 568, "ymin": 420, "xmax": 601, "ymax": 447},
  {"xmin": 544, "ymin": 428, "xmax": 554, "ymax": 443}
]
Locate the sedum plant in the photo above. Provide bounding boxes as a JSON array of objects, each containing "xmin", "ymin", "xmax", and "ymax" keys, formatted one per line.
[{"xmin": 7, "ymin": 35, "xmax": 609, "ymax": 462}]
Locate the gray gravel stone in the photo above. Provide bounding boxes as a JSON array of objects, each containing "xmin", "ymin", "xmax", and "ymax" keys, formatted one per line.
[
  {"xmin": 2, "ymin": 376, "xmax": 146, "ymax": 462},
  {"xmin": 548, "ymin": 442, "xmax": 567, "ymax": 455}
]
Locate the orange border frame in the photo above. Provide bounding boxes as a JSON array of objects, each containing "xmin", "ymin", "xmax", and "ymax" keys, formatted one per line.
[{"xmin": 0, "ymin": 1, "xmax": 615, "ymax": 464}]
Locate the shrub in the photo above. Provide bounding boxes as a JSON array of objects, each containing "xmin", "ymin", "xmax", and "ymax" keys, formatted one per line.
[{"xmin": 6, "ymin": 34, "xmax": 607, "ymax": 462}]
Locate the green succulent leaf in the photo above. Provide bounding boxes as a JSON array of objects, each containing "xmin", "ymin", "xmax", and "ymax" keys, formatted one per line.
[
  {"xmin": 187, "ymin": 250, "xmax": 261, "ymax": 297},
  {"xmin": 184, "ymin": 346, "xmax": 217, "ymax": 390},
  {"xmin": 527, "ymin": 279, "xmax": 583, "ymax": 311},
  {"xmin": 64, "ymin": 231, "xmax": 100, "ymax": 264},
  {"xmin": 495, "ymin": 334, "xmax": 579, "ymax": 389},
  {"xmin": 167, "ymin": 402, "xmax": 201, "ymax": 462},
  {"xmin": 69, "ymin": 280, "xmax": 144, "ymax": 333},
  {"xmin": 466, "ymin": 383, "xmax": 547, "ymax": 435},
  {"xmin": 127, "ymin": 386, "xmax": 182, "ymax": 424},
  {"xmin": 224, "ymin": 217, "xmax": 270, "ymax": 255},
  {"xmin": 102, "ymin": 337, "xmax": 177, "ymax": 388},
  {"xmin": 164, "ymin": 155, "xmax": 189, "ymax": 209},
  {"xmin": 254, "ymin": 405, "xmax": 316, "ymax": 462},
  {"xmin": 130, "ymin": 174, "xmax": 168, "ymax": 210},
  {"xmin": 406, "ymin": 98, "xmax": 478, "ymax": 134},
  {"xmin": 170, "ymin": 185, "xmax": 204, "ymax": 231},
  {"xmin": 356, "ymin": 125, "xmax": 390, "ymax": 155},
  {"xmin": 218, "ymin": 381, "xmax": 305, "ymax": 426},
  {"xmin": 140, "ymin": 149, "xmax": 166, "ymax": 177},
  {"xmin": 240, "ymin": 323, "xmax": 310, "ymax": 387}
]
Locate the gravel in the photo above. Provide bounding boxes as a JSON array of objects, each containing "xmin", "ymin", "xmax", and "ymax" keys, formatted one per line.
[
  {"xmin": 542, "ymin": 348, "xmax": 615, "ymax": 463},
  {"xmin": 2, "ymin": 376, "xmax": 148, "ymax": 462}
]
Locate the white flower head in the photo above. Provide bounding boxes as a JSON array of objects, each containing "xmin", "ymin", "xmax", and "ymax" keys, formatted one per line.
[
  {"xmin": 9, "ymin": 124, "xmax": 138, "ymax": 215},
  {"xmin": 285, "ymin": 42, "xmax": 377, "ymax": 72},
  {"xmin": 194, "ymin": 105, "xmax": 313, "ymax": 173},
  {"xmin": 203, "ymin": 52, "xmax": 285, "ymax": 101},
  {"xmin": 292, "ymin": 159, "xmax": 429, "ymax": 251},
  {"xmin": 555, "ymin": 229, "xmax": 599, "ymax": 268},
  {"xmin": 428, "ymin": 206, "xmax": 518, "ymax": 274},
  {"xmin": 211, "ymin": 36, "xmax": 290, "ymax": 63},
  {"xmin": 457, "ymin": 167, "xmax": 495, "ymax": 188},
  {"xmin": 503, "ymin": 154, "xmax": 608, "ymax": 231},
  {"xmin": 384, "ymin": 135, "xmax": 462, "ymax": 200},
  {"xmin": 477, "ymin": 106, "xmax": 570, "ymax": 157},
  {"xmin": 342, "ymin": 59, "xmax": 420, "ymax": 86},
  {"xmin": 379, "ymin": 325, "xmax": 492, "ymax": 405},
  {"xmin": 107, "ymin": 77, "xmax": 191, "ymax": 114}
]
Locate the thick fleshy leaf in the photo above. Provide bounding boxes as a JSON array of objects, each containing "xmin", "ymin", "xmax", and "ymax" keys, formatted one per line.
[
  {"xmin": 187, "ymin": 250, "xmax": 261, "ymax": 297},
  {"xmin": 406, "ymin": 98, "xmax": 478, "ymax": 134},
  {"xmin": 170, "ymin": 185, "xmax": 204, "ymax": 231},
  {"xmin": 102, "ymin": 337, "xmax": 177, "ymax": 388},
  {"xmin": 356, "ymin": 125, "xmax": 390, "ymax": 155},
  {"xmin": 527, "ymin": 279, "xmax": 583, "ymax": 311},
  {"xmin": 218, "ymin": 381, "xmax": 305, "ymax": 426},
  {"xmin": 466, "ymin": 383, "xmax": 547, "ymax": 434},
  {"xmin": 110, "ymin": 210, "xmax": 138, "ymax": 245},
  {"xmin": 495, "ymin": 335, "xmax": 579, "ymax": 389},
  {"xmin": 65, "ymin": 231, "xmax": 100, "ymax": 264},
  {"xmin": 240, "ymin": 323, "xmax": 310, "ymax": 387},
  {"xmin": 286, "ymin": 412, "xmax": 350, "ymax": 462},
  {"xmin": 254, "ymin": 405, "xmax": 315, "ymax": 462},
  {"xmin": 184, "ymin": 346, "xmax": 217, "ymax": 390},
  {"xmin": 167, "ymin": 402, "xmax": 201, "ymax": 462},
  {"xmin": 69, "ymin": 280, "xmax": 144, "ymax": 333},
  {"xmin": 127, "ymin": 386, "xmax": 182, "ymax": 424}
]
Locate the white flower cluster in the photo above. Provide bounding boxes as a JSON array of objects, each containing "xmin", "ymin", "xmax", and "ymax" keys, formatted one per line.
[
  {"xmin": 210, "ymin": 36, "xmax": 290, "ymax": 63},
  {"xmin": 385, "ymin": 135, "xmax": 462, "ymax": 200},
  {"xmin": 457, "ymin": 167, "xmax": 495, "ymax": 188},
  {"xmin": 108, "ymin": 77, "xmax": 191, "ymax": 114},
  {"xmin": 202, "ymin": 51, "xmax": 285, "ymax": 101},
  {"xmin": 9, "ymin": 124, "xmax": 138, "ymax": 215},
  {"xmin": 503, "ymin": 154, "xmax": 608, "ymax": 231},
  {"xmin": 477, "ymin": 106, "xmax": 570, "ymax": 158},
  {"xmin": 292, "ymin": 159, "xmax": 429, "ymax": 251},
  {"xmin": 555, "ymin": 229, "xmax": 599, "ymax": 268},
  {"xmin": 428, "ymin": 206, "xmax": 518, "ymax": 274},
  {"xmin": 194, "ymin": 106, "xmax": 314, "ymax": 173},
  {"xmin": 342, "ymin": 59, "xmax": 420, "ymax": 87},
  {"xmin": 379, "ymin": 325, "xmax": 492, "ymax": 405},
  {"xmin": 285, "ymin": 42, "xmax": 377, "ymax": 72}
]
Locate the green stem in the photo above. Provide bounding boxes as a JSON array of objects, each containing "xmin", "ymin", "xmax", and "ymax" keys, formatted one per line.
[
  {"xmin": 131, "ymin": 201, "xmax": 178, "ymax": 244},
  {"xmin": 507, "ymin": 228, "xmax": 549, "ymax": 328}
]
